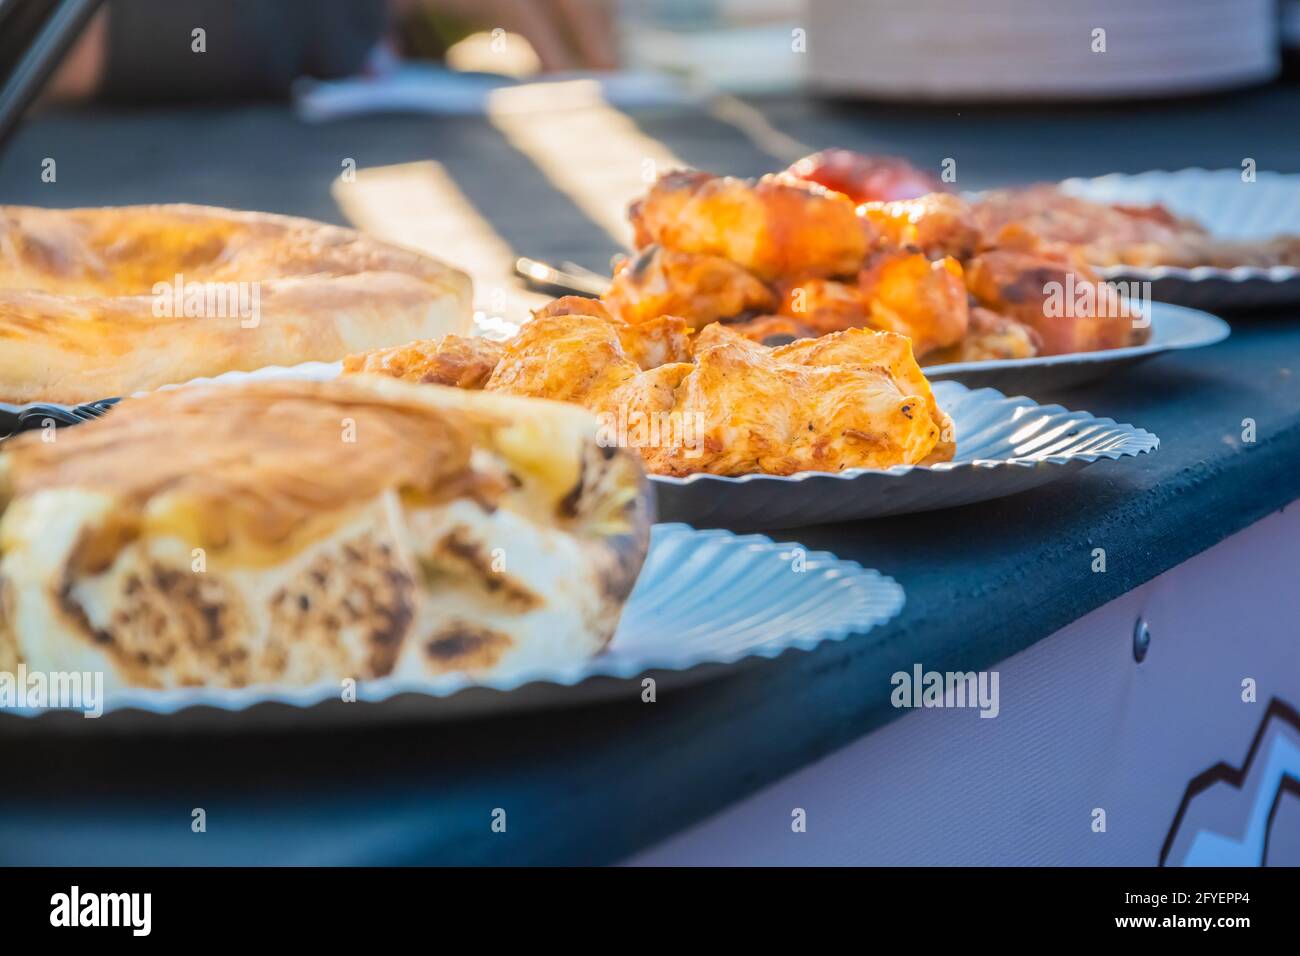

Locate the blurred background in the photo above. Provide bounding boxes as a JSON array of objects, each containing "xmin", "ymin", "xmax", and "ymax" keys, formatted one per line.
[{"xmin": 3, "ymin": 0, "xmax": 1300, "ymax": 323}]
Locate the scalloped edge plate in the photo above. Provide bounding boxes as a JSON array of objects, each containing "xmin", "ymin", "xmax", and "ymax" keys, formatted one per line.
[
  {"xmin": 922, "ymin": 300, "xmax": 1228, "ymax": 392},
  {"xmin": 1058, "ymin": 168, "xmax": 1300, "ymax": 309},
  {"xmin": 651, "ymin": 380, "xmax": 1158, "ymax": 529},
  {"xmin": 5, "ymin": 366, "xmax": 1158, "ymax": 533},
  {"xmin": 0, "ymin": 524, "xmax": 904, "ymax": 732}
]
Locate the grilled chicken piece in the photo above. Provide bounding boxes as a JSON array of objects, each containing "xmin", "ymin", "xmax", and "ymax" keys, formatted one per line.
[
  {"xmin": 859, "ymin": 193, "xmax": 982, "ymax": 261},
  {"xmin": 342, "ymin": 333, "xmax": 504, "ymax": 388},
  {"xmin": 628, "ymin": 169, "xmax": 875, "ymax": 280},
  {"xmin": 964, "ymin": 229, "xmax": 1147, "ymax": 355},
  {"xmin": 343, "ymin": 296, "xmax": 692, "ymax": 392},
  {"xmin": 971, "ymin": 184, "xmax": 1203, "ymax": 267},
  {"xmin": 531, "ymin": 295, "xmax": 692, "ymax": 368},
  {"xmin": 921, "ymin": 306, "xmax": 1040, "ymax": 364},
  {"xmin": 659, "ymin": 324, "xmax": 949, "ymax": 475},
  {"xmin": 484, "ymin": 314, "xmax": 636, "ymax": 405},
  {"xmin": 856, "ymin": 252, "xmax": 970, "ymax": 356},
  {"xmin": 776, "ymin": 277, "xmax": 873, "ymax": 333},
  {"xmin": 603, "ymin": 244, "xmax": 776, "ymax": 329},
  {"xmin": 745, "ymin": 256, "xmax": 969, "ymax": 357},
  {"xmin": 786, "ymin": 149, "xmax": 948, "ymax": 204},
  {"xmin": 718, "ymin": 314, "xmax": 822, "ymax": 346},
  {"xmin": 346, "ymin": 314, "xmax": 953, "ymax": 477},
  {"xmin": 766, "ymin": 324, "xmax": 952, "ymax": 449},
  {"xmin": 976, "ymin": 183, "xmax": 1300, "ymax": 268}
]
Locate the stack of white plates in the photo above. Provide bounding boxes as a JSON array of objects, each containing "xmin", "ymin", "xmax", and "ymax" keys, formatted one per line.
[{"xmin": 807, "ymin": 0, "xmax": 1279, "ymax": 101}]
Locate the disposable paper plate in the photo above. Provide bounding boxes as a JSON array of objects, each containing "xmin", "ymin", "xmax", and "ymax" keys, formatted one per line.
[
  {"xmin": 651, "ymin": 380, "xmax": 1159, "ymax": 530},
  {"xmin": 1060, "ymin": 169, "xmax": 1300, "ymax": 309},
  {"xmin": 923, "ymin": 301, "xmax": 1228, "ymax": 392},
  {"xmin": 4, "ymin": 366, "xmax": 1158, "ymax": 533},
  {"xmin": 0, "ymin": 524, "xmax": 903, "ymax": 731}
]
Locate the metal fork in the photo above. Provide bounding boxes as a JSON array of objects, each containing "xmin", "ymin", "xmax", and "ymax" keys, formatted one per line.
[
  {"xmin": 0, "ymin": 397, "xmax": 119, "ymax": 439},
  {"xmin": 515, "ymin": 257, "xmax": 612, "ymax": 297}
]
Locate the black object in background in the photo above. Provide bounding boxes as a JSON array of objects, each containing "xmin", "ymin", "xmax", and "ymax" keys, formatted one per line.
[
  {"xmin": 99, "ymin": 0, "xmax": 388, "ymax": 103},
  {"xmin": 0, "ymin": 0, "xmax": 102, "ymax": 152}
]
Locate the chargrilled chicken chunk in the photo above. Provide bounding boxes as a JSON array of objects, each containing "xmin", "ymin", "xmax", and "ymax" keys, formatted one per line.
[
  {"xmin": 345, "ymin": 314, "xmax": 953, "ymax": 477},
  {"xmin": 605, "ymin": 152, "xmax": 1269, "ymax": 363},
  {"xmin": 629, "ymin": 169, "xmax": 875, "ymax": 280},
  {"xmin": 921, "ymin": 306, "xmax": 1040, "ymax": 364},
  {"xmin": 717, "ymin": 313, "xmax": 821, "ymax": 346},
  {"xmin": 726, "ymin": 254, "xmax": 969, "ymax": 357},
  {"xmin": 971, "ymin": 184, "xmax": 1205, "ymax": 267},
  {"xmin": 786, "ymin": 149, "xmax": 948, "ymax": 204},
  {"xmin": 856, "ymin": 252, "xmax": 970, "ymax": 356},
  {"xmin": 775, "ymin": 277, "xmax": 873, "ymax": 334},
  {"xmin": 603, "ymin": 244, "xmax": 775, "ymax": 329},
  {"xmin": 859, "ymin": 193, "xmax": 982, "ymax": 261},
  {"xmin": 343, "ymin": 296, "xmax": 693, "ymax": 392},
  {"xmin": 531, "ymin": 295, "xmax": 692, "ymax": 368},
  {"xmin": 655, "ymin": 324, "xmax": 948, "ymax": 476},
  {"xmin": 763, "ymin": 323, "xmax": 952, "ymax": 455},
  {"xmin": 964, "ymin": 228, "xmax": 1147, "ymax": 355},
  {"xmin": 343, "ymin": 332, "xmax": 504, "ymax": 388},
  {"xmin": 976, "ymin": 184, "xmax": 1300, "ymax": 269}
]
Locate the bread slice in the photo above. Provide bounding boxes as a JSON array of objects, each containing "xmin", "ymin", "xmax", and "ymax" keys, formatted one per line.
[
  {"xmin": 0, "ymin": 204, "xmax": 473, "ymax": 403},
  {"xmin": 0, "ymin": 376, "xmax": 652, "ymax": 689}
]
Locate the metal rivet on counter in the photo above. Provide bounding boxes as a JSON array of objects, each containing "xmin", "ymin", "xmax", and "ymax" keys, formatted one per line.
[{"xmin": 1133, "ymin": 618, "xmax": 1151, "ymax": 663}]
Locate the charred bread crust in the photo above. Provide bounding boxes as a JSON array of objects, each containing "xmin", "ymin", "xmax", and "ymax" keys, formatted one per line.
[{"xmin": 0, "ymin": 377, "xmax": 652, "ymax": 689}]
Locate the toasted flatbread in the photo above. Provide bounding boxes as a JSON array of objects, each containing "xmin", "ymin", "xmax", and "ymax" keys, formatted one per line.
[
  {"xmin": 0, "ymin": 204, "xmax": 473, "ymax": 403},
  {"xmin": 0, "ymin": 376, "xmax": 652, "ymax": 688}
]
